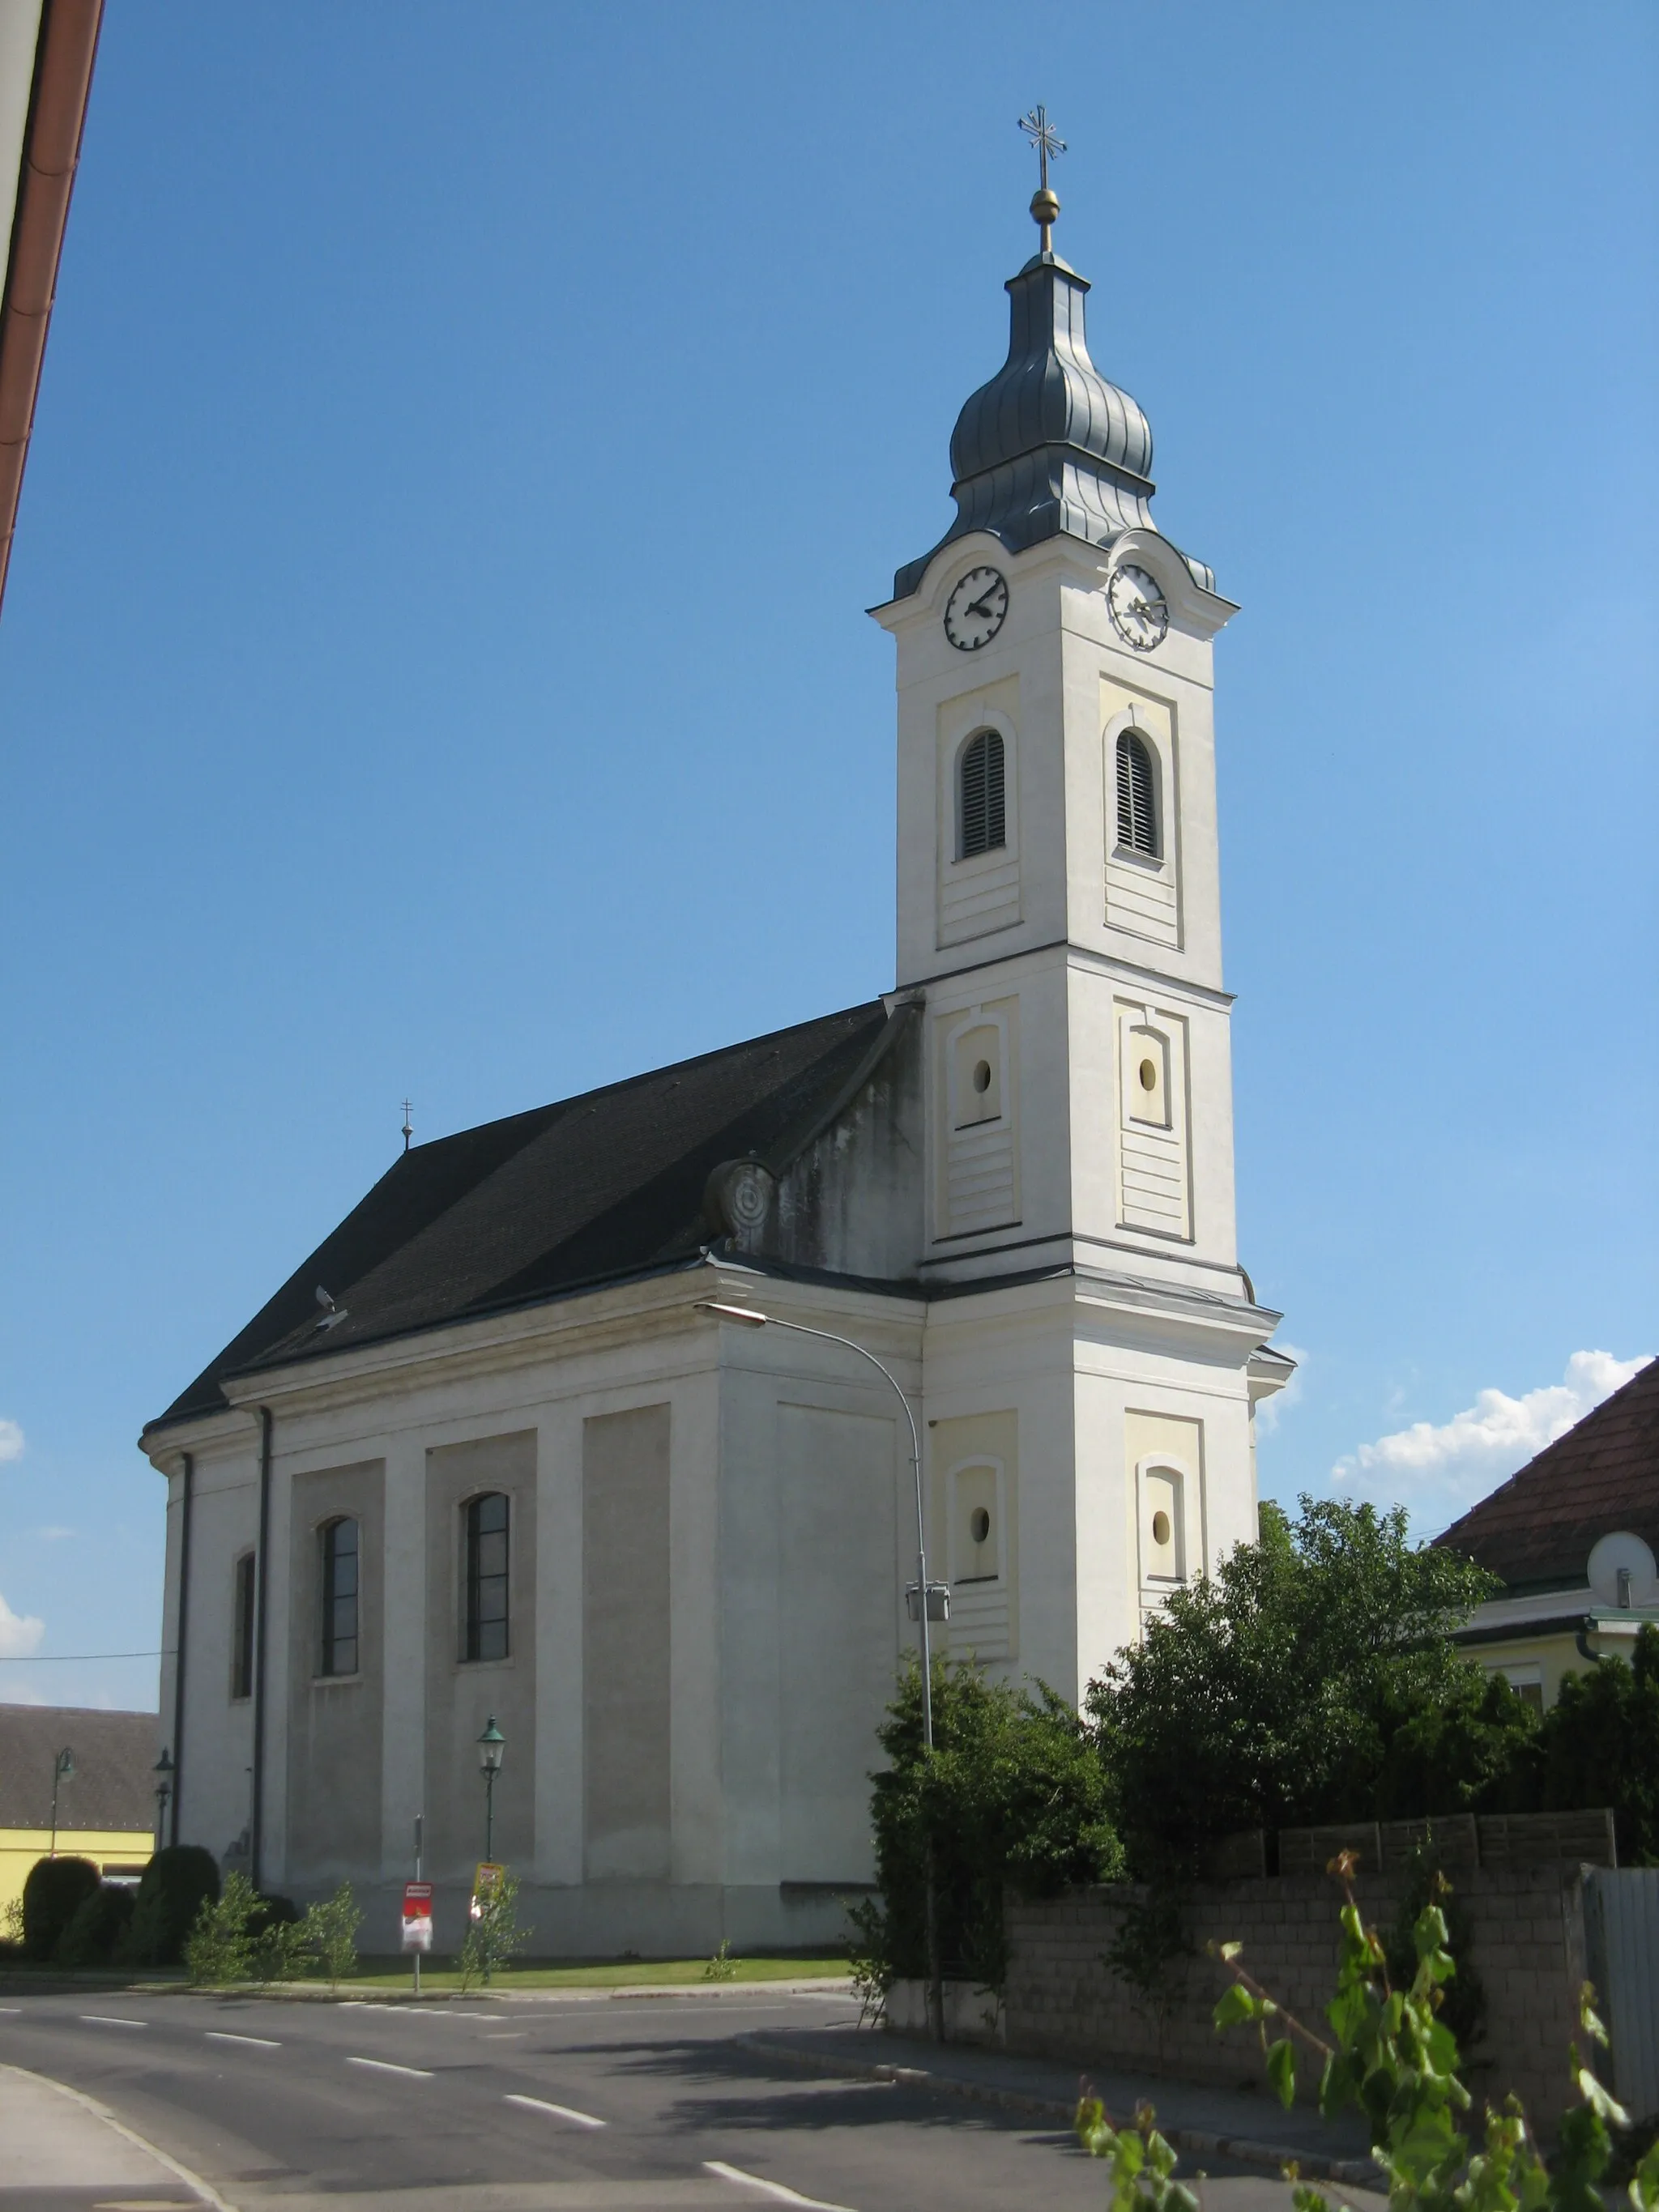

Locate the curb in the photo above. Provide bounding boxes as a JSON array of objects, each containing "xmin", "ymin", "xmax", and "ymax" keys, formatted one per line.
[
  {"xmin": 136, "ymin": 1975, "xmax": 854, "ymax": 2006},
  {"xmin": 734, "ymin": 2032, "xmax": 1381, "ymax": 2189}
]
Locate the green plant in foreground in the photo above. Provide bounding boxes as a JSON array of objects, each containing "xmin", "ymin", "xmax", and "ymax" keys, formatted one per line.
[
  {"xmin": 1076, "ymin": 1851, "xmax": 1659, "ymax": 2212},
  {"xmin": 458, "ymin": 1871, "xmax": 531, "ymax": 1992}
]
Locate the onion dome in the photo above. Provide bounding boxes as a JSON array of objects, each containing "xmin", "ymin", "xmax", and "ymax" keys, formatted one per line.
[{"xmin": 893, "ymin": 248, "xmax": 1161, "ymax": 601}]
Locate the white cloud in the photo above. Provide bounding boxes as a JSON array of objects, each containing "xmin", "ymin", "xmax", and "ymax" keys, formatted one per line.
[
  {"xmin": 1333, "ymin": 1350, "xmax": 1653, "ymax": 1532},
  {"xmin": 0, "ymin": 1592, "xmax": 45, "ymax": 1657},
  {"xmin": 35, "ymin": 1527, "xmax": 75, "ymax": 1542},
  {"xmin": 0, "ymin": 1418, "xmax": 23, "ymax": 1463}
]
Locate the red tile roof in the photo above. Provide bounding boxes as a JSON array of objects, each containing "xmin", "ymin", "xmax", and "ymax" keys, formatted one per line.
[{"xmin": 1437, "ymin": 1357, "xmax": 1659, "ymax": 1588}]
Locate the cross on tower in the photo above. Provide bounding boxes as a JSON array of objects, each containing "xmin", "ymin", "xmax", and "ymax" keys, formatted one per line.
[
  {"xmin": 1018, "ymin": 105, "xmax": 1066, "ymax": 252},
  {"xmin": 1019, "ymin": 104, "xmax": 1065, "ymax": 191}
]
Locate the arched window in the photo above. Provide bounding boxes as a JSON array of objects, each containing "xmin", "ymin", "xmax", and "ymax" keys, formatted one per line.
[
  {"xmin": 463, "ymin": 1493, "xmax": 510, "ymax": 1662},
  {"xmin": 1115, "ymin": 729, "xmax": 1159, "ymax": 858},
  {"xmin": 957, "ymin": 729, "xmax": 1006, "ymax": 859},
  {"xmin": 319, "ymin": 1517, "xmax": 359, "ymax": 1677}
]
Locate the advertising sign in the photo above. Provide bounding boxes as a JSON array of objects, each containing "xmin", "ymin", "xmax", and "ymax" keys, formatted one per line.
[
  {"xmin": 470, "ymin": 1861, "xmax": 504, "ymax": 1920},
  {"xmin": 401, "ymin": 1881, "xmax": 433, "ymax": 1953}
]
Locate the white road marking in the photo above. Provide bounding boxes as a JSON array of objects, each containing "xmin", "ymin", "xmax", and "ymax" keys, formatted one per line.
[
  {"xmin": 205, "ymin": 2031, "xmax": 281, "ymax": 2048},
  {"xmin": 502, "ymin": 2092, "xmax": 606, "ymax": 2128},
  {"xmin": 0, "ymin": 2006, "xmax": 20, "ymax": 2014},
  {"xmin": 345, "ymin": 2055, "xmax": 433, "ymax": 2078},
  {"xmin": 703, "ymin": 2163, "xmax": 857, "ymax": 2210},
  {"xmin": 79, "ymin": 2015, "xmax": 147, "ymax": 2029},
  {"xmin": 482, "ymin": 2031, "xmax": 524, "ymax": 2039}
]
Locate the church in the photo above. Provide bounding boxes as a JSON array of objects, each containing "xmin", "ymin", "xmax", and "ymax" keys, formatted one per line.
[{"xmin": 142, "ymin": 165, "xmax": 1291, "ymax": 1956}]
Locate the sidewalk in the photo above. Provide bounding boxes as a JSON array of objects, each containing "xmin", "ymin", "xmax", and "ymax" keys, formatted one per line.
[
  {"xmin": 0, "ymin": 2061, "xmax": 227, "ymax": 2211},
  {"xmin": 736, "ymin": 2022, "xmax": 1382, "ymax": 2188}
]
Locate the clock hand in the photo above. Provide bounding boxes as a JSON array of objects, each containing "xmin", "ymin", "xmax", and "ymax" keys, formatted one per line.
[{"xmin": 965, "ymin": 595, "xmax": 1000, "ymax": 618}]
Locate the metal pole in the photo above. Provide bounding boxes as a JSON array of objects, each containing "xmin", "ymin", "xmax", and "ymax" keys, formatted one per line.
[
  {"xmin": 484, "ymin": 1768, "xmax": 495, "ymax": 1865},
  {"xmin": 746, "ymin": 1315, "xmax": 943, "ymax": 2041},
  {"xmin": 413, "ymin": 1813, "xmax": 422, "ymax": 1998}
]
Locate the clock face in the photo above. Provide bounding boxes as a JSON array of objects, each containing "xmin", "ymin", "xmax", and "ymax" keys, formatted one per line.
[
  {"xmin": 1107, "ymin": 563, "xmax": 1169, "ymax": 652},
  {"xmin": 944, "ymin": 565, "xmax": 1009, "ymax": 652}
]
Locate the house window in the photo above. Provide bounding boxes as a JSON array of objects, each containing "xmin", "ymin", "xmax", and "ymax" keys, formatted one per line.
[
  {"xmin": 1115, "ymin": 730, "xmax": 1158, "ymax": 857},
  {"xmin": 231, "ymin": 1551, "xmax": 255, "ymax": 1701},
  {"xmin": 319, "ymin": 1517, "xmax": 359, "ymax": 1677},
  {"xmin": 958, "ymin": 729, "xmax": 1006, "ymax": 859},
  {"xmin": 463, "ymin": 1492, "xmax": 510, "ymax": 1662}
]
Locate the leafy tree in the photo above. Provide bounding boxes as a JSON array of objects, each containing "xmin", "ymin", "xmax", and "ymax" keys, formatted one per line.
[
  {"xmin": 861, "ymin": 1656, "xmax": 1122, "ymax": 1996},
  {"xmin": 1374, "ymin": 1664, "xmax": 1539, "ymax": 1821},
  {"xmin": 1087, "ymin": 1498, "xmax": 1503, "ymax": 1875},
  {"xmin": 1536, "ymin": 1625, "xmax": 1659, "ymax": 1864},
  {"xmin": 184, "ymin": 1870, "xmax": 262, "ymax": 1984},
  {"xmin": 301, "ymin": 1884, "xmax": 362, "ymax": 1988}
]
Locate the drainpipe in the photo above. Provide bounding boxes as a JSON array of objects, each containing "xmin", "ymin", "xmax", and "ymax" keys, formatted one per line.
[
  {"xmin": 1574, "ymin": 1616, "xmax": 1601, "ymax": 1668},
  {"xmin": 250, "ymin": 1408, "xmax": 272, "ymax": 1892},
  {"xmin": 168, "ymin": 1451, "xmax": 194, "ymax": 1848}
]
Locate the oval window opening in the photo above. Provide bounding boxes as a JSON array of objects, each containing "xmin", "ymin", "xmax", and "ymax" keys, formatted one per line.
[
  {"xmin": 970, "ymin": 1507, "xmax": 991, "ymax": 1544},
  {"xmin": 1151, "ymin": 1510, "xmax": 1171, "ymax": 1546},
  {"xmin": 1139, "ymin": 1059, "xmax": 1158, "ymax": 1091},
  {"xmin": 973, "ymin": 1059, "xmax": 992, "ymax": 1093}
]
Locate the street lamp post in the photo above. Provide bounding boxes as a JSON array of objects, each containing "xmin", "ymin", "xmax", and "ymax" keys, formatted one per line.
[
  {"xmin": 48, "ymin": 1746, "xmax": 75, "ymax": 1858},
  {"xmin": 696, "ymin": 1298, "xmax": 947, "ymax": 2041},
  {"xmin": 477, "ymin": 1715, "xmax": 505, "ymax": 1862},
  {"xmin": 153, "ymin": 1748, "xmax": 175, "ymax": 1852}
]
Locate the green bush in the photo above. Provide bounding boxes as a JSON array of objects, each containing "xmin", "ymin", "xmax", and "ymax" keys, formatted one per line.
[
  {"xmin": 458, "ymin": 1871, "xmax": 531, "ymax": 1991},
  {"xmin": 183, "ymin": 1869, "xmax": 261, "ymax": 1984},
  {"xmin": 301, "ymin": 1885, "xmax": 361, "ymax": 1987},
  {"xmin": 21, "ymin": 1856, "xmax": 100, "ymax": 1960},
  {"xmin": 119, "ymin": 1844, "xmax": 220, "ymax": 1967},
  {"xmin": 861, "ymin": 1656, "xmax": 1121, "ymax": 1997},
  {"xmin": 55, "ymin": 1883, "xmax": 136, "ymax": 1968}
]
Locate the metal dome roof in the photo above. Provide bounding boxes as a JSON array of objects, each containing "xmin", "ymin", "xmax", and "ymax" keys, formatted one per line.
[{"xmin": 893, "ymin": 249, "xmax": 1166, "ymax": 600}]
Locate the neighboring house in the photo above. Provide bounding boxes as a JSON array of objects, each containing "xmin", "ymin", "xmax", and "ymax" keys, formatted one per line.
[
  {"xmin": 0, "ymin": 0, "xmax": 103, "ymax": 613},
  {"xmin": 0, "ymin": 1704, "xmax": 156, "ymax": 1917},
  {"xmin": 1439, "ymin": 1357, "xmax": 1659, "ymax": 1707},
  {"xmin": 139, "ymin": 184, "xmax": 1292, "ymax": 1956}
]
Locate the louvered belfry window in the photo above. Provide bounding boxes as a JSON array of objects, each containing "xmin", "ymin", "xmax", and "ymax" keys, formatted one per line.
[
  {"xmin": 958, "ymin": 729, "xmax": 1006, "ymax": 859},
  {"xmin": 1115, "ymin": 730, "xmax": 1159, "ymax": 858}
]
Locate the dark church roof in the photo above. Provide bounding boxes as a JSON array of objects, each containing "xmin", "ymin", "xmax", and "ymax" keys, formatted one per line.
[
  {"xmin": 0, "ymin": 1705, "xmax": 157, "ymax": 1834},
  {"xmin": 147, "ymin": 1000, "xmax": 896, "ymax": 1436},
  {"xmin": 1437, "ymin": 1357, "xmax": 1659, "ymax": 1590}
]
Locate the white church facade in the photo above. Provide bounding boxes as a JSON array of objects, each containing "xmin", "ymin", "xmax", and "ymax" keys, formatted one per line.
[{"xmin": 143, "ymin": 184, "xmax": 1290, "ymax": 1954}]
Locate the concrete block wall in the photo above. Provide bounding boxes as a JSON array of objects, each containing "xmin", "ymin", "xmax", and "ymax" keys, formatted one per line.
[{"xmin": 1004, "ymin": 1866, "xmax": 1589, "ymax": 2130}]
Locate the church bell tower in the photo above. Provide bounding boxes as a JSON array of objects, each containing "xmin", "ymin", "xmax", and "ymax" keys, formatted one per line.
[{"xmin": 873, "ymin": 119, "xmax": 1286, "ymax": 1690}]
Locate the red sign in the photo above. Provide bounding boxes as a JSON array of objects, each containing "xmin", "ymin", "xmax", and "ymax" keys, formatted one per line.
[{"xmin": 401, "ymin": 1881, "xmax": 433, "ymax": 1953}]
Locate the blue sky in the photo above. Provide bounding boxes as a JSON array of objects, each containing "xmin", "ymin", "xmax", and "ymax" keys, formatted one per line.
[{"xmin": 1, "ymin": 3, "xmax": 1654, "ymax": 1712}]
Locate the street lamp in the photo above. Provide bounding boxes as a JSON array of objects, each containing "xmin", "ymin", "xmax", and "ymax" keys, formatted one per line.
[
  {"xmin": 153, "ymin": 1748, "xmax": 175, "ymax": 1851},
  {"xmin": 695, "ymin": 1297, "xmax": 947, "ymax": 2039},
  {"xmin": 476, "ymin": 1715, "xmax": 505, "ymax": 1862},
  {"xmin": 48, "ymin": 1746, "xmax": 75, "ymax": 1858}
]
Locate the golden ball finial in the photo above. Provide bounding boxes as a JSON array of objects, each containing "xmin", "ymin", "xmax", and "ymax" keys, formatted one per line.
[{"xmin": 1030, "ymin": 185, "xmax": 1060, "ymax": 229}]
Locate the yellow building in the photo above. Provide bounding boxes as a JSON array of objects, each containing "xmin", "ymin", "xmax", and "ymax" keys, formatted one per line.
[
  {"xmin": 0, "ymin": 1706, "xmax": 156, "ymax": 1920},
  {"xmin": 1439, "ymin": 1358, "xmax": 1658, "ymax": 1707}
]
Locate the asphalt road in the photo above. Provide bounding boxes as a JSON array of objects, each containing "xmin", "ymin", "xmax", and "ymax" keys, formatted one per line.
[{"xmin": 0, "ymin": 1985, "xmax": 1354, "ymax": 2212}]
